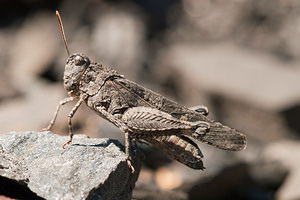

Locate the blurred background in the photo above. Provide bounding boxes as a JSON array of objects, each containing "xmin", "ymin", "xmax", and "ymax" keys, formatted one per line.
[{"xmin": 1, "ymin": 0, "xmax": 300, "ymax": 199}]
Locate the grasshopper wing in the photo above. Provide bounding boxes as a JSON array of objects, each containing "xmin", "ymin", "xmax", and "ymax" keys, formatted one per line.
[
  {"xmin": 113, "ymin": 78, "xmax": 247, "ymax": 151},
  {"xmin": 195, "ymin": 121, "xmax": 246, "ymax": 151}
]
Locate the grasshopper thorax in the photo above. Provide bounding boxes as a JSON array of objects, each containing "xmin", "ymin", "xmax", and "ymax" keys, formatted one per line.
[{"xmin": 63, "ymin": 53, "xmax": 90, "ymax": 97}]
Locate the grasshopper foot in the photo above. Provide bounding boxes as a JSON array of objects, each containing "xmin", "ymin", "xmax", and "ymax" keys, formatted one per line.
[
  {"xmin": 41, "ymin": 125, "xmax": 52, "ymax": 132},
  {"xmin": 62, "ymin": 137, "xmax": 73, "ymax": 148},
  {"xmin": 127, "ymin": 159, "xmax": 135, "ymax": 174},
  {"xmin": 41, "ymin": 128, "xmax": 49, "ymax": 132}
]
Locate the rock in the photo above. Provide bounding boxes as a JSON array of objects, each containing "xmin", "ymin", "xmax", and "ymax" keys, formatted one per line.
[
  {"xmin": 154, "ymin": 42, "xmax": 300, "ymax": 111},
  {"xmin": 277, "ymin": 170, "xmax": 300, "ymax": 200},
  {"xmin": 261, "ymin": 140, "xmax": 300, "ymax": 200},
  {"xmin": 0, "ymin": 131, "xmax": 141, "ymax": 200},
  {"xmin": 133, "ymin": 186, "xmax": 188, "ymax": 200},
  {"xmin": 0, "ymin": 31, "xmax": 20, "ymax": 101},
  {"xmin": 250, "ymin": 157, "xmax": 288, "ymax": 192},
  {"xmin": 0, "ymin": 83, "xmax": 69, "ymax": 134},
  {"xmin": 187, "ymin": 164, "xmax": 251, "ymax": 200},
  {"xmin": 90, "ymin": 7, "xmax": 146, "ymax": 81},
  {"xmin": 8, "ymin": 12, "xmax": 60, "ymax": 89}
]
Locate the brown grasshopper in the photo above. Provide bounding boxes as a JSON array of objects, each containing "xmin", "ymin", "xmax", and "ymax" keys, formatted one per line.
[{"xmin": 43, "ymin": 11, "xmax": 246, "ymax": 173}]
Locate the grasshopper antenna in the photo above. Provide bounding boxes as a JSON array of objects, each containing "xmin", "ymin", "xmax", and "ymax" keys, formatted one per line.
[{"xmin": 56, "ymin": 10, "xmax": 70, "ymax": 56}]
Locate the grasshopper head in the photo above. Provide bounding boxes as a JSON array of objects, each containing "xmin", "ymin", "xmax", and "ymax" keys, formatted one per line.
[{"xmin": 63, "ymin": 53, "xmax": 90, "ymax": 97}]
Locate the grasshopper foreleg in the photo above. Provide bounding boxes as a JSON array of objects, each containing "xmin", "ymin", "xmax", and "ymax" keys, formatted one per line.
[
  {"xmin": 62, "ymin": 97, "xmax": 86, "ymax": 148},
  {"xmin": 42, "ymin": 97, "xmax": 76, "ymax": 132}
]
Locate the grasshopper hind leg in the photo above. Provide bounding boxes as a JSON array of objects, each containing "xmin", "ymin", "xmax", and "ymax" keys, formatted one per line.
[{"xmin": 125, "ymin": 132, "xmax": 135, "ymax": 173}]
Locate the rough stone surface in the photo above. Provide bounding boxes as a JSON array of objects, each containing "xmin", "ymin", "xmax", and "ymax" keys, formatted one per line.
[{"xmin": 0, "ymin": 131, "xmax": 141, "ymax": 200}]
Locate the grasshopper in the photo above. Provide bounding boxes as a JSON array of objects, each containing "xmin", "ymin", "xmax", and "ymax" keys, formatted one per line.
[{"xmin": 43, "ymin": 11, "xmax": 246, "ymax": 173}]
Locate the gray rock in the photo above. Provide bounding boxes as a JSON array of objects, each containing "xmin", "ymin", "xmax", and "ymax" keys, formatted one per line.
[{"xmin": 0, "ymin": 131, "xmax": 141, "ymax": 200}]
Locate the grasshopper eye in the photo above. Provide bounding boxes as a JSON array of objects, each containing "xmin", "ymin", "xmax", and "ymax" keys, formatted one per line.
[{"xmin": 74, "ymin": 55, "xmax": 85, "ymax": 66}]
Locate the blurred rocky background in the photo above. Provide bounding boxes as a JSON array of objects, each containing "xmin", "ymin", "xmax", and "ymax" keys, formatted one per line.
[{"xmin": 0, "ymin": 0, "xmax": 300, "ymax": 199}]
